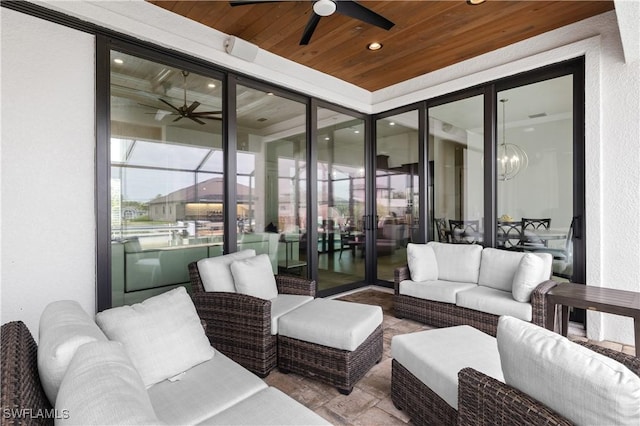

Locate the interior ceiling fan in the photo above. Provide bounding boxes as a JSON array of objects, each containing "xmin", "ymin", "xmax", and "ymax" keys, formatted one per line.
[
  {"xmin": 229, "ymin": 0, "xmax": 395, "ymax": 45},
  {"xmin": 142, "ymin": 70, "xmax": 221, "ymax": 125}
]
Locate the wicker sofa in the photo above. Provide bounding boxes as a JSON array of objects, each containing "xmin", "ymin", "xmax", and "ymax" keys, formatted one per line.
[
  {"xmin": 188, "ymin": 251, "xmax": 317, "ymax": 377},
  {"xmin": 394, "ymin": 242, "xmax": 557, "ymax": 336},
  {"xmin": 1, "ymin": 290, "xmax": 329, "ymax": 426}
]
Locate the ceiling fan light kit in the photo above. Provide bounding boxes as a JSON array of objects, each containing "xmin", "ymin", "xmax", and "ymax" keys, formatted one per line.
[{"xmin": 313, "ymin": 0, "xmax": 336, "ymax": 16}]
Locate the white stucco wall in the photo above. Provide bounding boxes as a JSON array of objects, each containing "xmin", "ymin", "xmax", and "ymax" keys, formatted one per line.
[
  {"xmin": 0, "ymin": 8, "xmax": 96, "ymax": 339},
  {"xmin": 1, "ymin": 3, "xmax": 638, "ymax": 344}
]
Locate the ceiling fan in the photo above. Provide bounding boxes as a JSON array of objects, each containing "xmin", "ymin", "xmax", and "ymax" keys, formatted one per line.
[
  {"xmin": 229, "ymin": 0, "xmax": 395, "ymax": 45},
  {"xmin": 142, "ymin": 70, "xmax": 221, "ymax": 125}
]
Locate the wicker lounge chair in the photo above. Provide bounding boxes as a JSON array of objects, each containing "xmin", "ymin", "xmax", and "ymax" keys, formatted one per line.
[{"xmin": 188, "ymin": 262, "xmax": 316, "ymax": 377}]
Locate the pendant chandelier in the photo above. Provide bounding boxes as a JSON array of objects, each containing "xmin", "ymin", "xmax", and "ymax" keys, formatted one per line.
[{"xmin": 498, "ymin": 98, "xmax": 528, "ymax": 181}]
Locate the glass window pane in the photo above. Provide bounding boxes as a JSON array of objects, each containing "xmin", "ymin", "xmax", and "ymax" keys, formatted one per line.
[
  {"xmin": 429, "ymin": 96, "xmax": 485, "ymax": 245},
  {"xmin": 236, "ymin": 86, "xmax": 307, "ymax": 276},
  {"xmin": 110, "ymin": 51, "xmax": 223, "ymax": 306}
]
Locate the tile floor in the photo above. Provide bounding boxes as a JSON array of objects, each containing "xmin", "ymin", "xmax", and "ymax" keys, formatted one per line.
[{"xmin": 264, "ymin": 288, "xmax": 636, "ymax": 425}]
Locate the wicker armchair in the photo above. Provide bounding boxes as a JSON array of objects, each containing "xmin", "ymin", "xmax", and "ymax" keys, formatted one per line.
[
  {"xmin": 457, "ymin": 342, "xmax": 640, "ymax": 426},
  {"xmin": 1, "ymin": 321, "xmax": 53, "ymax": 426},
  {"xmin": 188, "ymin": 262, "xmax": 316, "ymax": 377}
]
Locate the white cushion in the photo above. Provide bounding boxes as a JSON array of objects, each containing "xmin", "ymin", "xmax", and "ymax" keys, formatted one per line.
[
  {"xmin": 56, "ymin": 341, "xmax": 162, "ymax": 425},
  {"xmin": 278, "ymin": 299, "xmax": 382, "ymax": 351},
  {"xmin": 428, "ymin": 242, "xmax": 482, "ymax": 283},
  {"xmin": 399, "ymin": 279, "xmax": 477, "ymax": 304},
  {"xmin": 203, "ymin": 387, "xmax": 331, "ymax": 425},
  {"xmin": 230, "ymin": 254, "xmax": 279, "ymax": 300},
  {"xmin": 391, "ymin": 326, "xmax": 503, "ymax": 409},
  {"xmin": 512, "ymin": 253, "xmax": 545, "ymax": 302},
  {"xmin": 407, "ymin": 243, "xmax": 438, "ymax": 281},
  {"xmin": 148, "ymin": 352, "xmax": 267, "ymax": 425},
  {"xmin": 478, "ymin": 248, "xmax": 525, "ymax": 291},
  {"xmin": 269, "ymin": 294, "xmax": 314, "ymax": 335},
  {"xmin": 37, "ymin": 300, "xmax": 108, "ymax": 405},
  {"xmin": 456, "ymin": 286, "xmax": 532, "ymax": 321},
  {"xmin": 498, "ymin": 316, "xmax": 640, "ymax": 425},
  {"xmin": 196, "ymin": 249, "xmax": 256, "ymax": 292},
  {"xmin": 95, "ymin": 287, "xmax": 215, "ymax": 387}
]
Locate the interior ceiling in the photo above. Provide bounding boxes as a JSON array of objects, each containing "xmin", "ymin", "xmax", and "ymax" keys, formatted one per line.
[{"xmin": 147, "ymin": 0, "xmax": 614, "ymax": 92}]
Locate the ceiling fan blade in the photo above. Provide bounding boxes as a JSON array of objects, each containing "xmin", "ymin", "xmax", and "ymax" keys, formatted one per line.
[
  {"xmin": 189, "ymin": 116, "xmax": 207, "ymax": 125},
  {"xmin": 336, "ymin": 1, "xmax": 394, "ymax": 30},
  {"xmin": 229, "ymin": 1, "xmax": 281, "ymax": 6},
  {"xmin": 160, "ymin": 98, "xmax": 182, "ymax": 114},
  {"xmin": 190, "ymin": 110, "xmax": 223, "ymax": 115},
  {"xmin": 172, "ymin": 116, "xmax": 184, "ymax": 122},
  {"xmin": 199, "ymin": 116, "xmax": 223, "ymax": 121},
  {"xmin": 186, "ymin": 101, "xmax": 201, "ymax": 114},
  {"xmin": 300, "ymin": 13, "xmax": 322, "ymax": 46}
]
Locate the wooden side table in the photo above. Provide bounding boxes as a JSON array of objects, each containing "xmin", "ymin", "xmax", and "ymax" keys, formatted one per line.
[{"xmin": 545, "ymin": 282, "xmax": 640, "ymax": 356}]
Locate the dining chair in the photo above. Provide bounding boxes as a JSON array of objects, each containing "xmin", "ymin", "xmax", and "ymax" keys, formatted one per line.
[
  {"xmin": 434, "ymin": 218, "xmax": 450, "ymax": 243},
  {"xmin": 496, "ymin": 220, "xmax": 523, "ymax": 250},
  {"xmin": 522, "ymin": 218, "xmax": 551, "ymax": 247},
  {"xmin": 448, "ymin": 220, "xmax": 481, "ymax": 244}
]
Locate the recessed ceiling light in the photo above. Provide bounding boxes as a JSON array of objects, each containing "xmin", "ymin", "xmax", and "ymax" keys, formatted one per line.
[
  {"xmin": 466, "ymin": 0, "xmax": 486, "ymax": 4},
  {"xmin": 389, "ymin": 122, "xmax": 396, "ymax": 126},
  {"xmin": 324, "ymin": 137, "xmax": 331, "ymax": 141},
  {"xmin": 354, "ymin": 130, "xmax": 360, "ymax": 134},
  {"xmin": 113, "ymin": 58, "xmax": 124, "ymax": 64},
  {"xmin": 367, "ymin": 42, "xmax": 383, "ymax": 51},
  {"xmin": 208, "ymin": 83, "xmax": 216, "ymax": 88}
]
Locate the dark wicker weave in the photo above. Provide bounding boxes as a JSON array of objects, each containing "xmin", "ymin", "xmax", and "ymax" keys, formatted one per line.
[
  {"xmin": 278, "ymin": 325, "xmax": 383, "ymax": 395},
  {"xmin": 1, "ymin": 321, "xmax": 53, "ymax": 426},
  {"xmin": 394, "ymin": 264, "xmax": 558, "ymax": 336},
  {"xmin": 457, "ymin": 342, "xmax": 640, "ymax": 426},
  {"xmin": 188, "ymin": 262, "xmax": 316, "ymax": 377},
  {"xmin": 391, "ymin": 359, "xmax": 457, "ymax": 426}
]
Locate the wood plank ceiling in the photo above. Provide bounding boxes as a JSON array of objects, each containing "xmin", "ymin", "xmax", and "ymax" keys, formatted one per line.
[{"xmin": 148, "ymin": 1, "xmax": 614, "ymax": 91}]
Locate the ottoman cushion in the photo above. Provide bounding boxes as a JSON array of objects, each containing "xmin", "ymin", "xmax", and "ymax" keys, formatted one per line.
[
  {"xmin": 391, "ymin": 325, "xmax": 503, "ymax": 409},
  {"xmin": 278, "ymin": 299, "xmax": 382, "ymax": 351}
]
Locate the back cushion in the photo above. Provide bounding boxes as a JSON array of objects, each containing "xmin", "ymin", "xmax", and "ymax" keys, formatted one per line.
[
  {"xmin": 428, "ymin": 242, "xmax": 482, "ymax": 284},
  {"xmin": 196, "ymin": 249, "xmax": 256, "ymax": 292},
  {"xmin": 479, "ymin": 249, "xmax": 552, "ymax": 292},
  {"xmin": 498, "ymin": 316, "xmax": 640, "ymax": 425},
  {"xmin": 407, "ymin": 243, "xmax": 438, "ymax": 282},
  {"xmin": 38, "ymin": 300, "xmax": 108, "ymax": 405}
]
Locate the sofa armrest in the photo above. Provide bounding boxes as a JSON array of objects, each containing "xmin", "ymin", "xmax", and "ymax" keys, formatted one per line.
[
  {"xmin": 530, "ymin": 279, "xmax": 558, "ymax": 328},
  {"xmin": 394, "ymin": 265, "xmax": 410, "ymax": 294},
  {"xmin": 191, "ymin": 292, "xmax": 271, "ymax": 344},
  {"xmin": 575, "ymin": 341, "xmax": 640, "ymax": 376},
  {"xmin": 457, "ymin": 367, "xmax": 572, "ymax": 426},
  {"xmin": 276, "ymin": 275, "xmax": 317, "ymax": 297}
]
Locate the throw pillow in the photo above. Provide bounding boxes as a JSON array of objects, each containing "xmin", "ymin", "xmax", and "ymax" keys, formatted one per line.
[
  {"xmin": 56, "ymin": 341, "xmax": 162, "ymax": 425},
  {"xmin": 497, "ymin": 316, "xmax": 640, "ymax": 425},
  {"xmin": 95, "ymin": 287, "xmax": 214, "ymax": 387},
  {"xmin": 230, "ymin": 254, "xmax": 279, "ymax": 300},
  {"xmin": 407, "ymin": 243, "xmax": 438, "ymax": 281},
  {"xmin": 511, "ymin": 253, "xmax": 544, "ymax": 302},
  {"xmin": 37, "ymin": 300, "xmax": 108, "ymax": 405},
  {"xmin": 196, "ymin": 249, "xmax": 256, "ymax": 292}
]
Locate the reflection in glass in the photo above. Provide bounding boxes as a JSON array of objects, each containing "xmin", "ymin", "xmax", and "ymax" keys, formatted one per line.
[
  {"xmin": 235, "ymin": 86, "xmax": 307, "ymax": 277},
  {"xmin": 110, "ymin": 51, "xmax": 223, "ymax": 306},
  {"xmin": 376, "ymin": 111, "xmax": 419, "ymax": 282},
  {"xmin": 429, "ymin": 96, "xmax": 485, "ymax": 245}
]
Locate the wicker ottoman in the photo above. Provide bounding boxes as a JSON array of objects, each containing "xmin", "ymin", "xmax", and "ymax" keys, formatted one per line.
[
  {"xmin": 277, "ymin": 298, "xmax": 383, "ymax": 395},
  {"xmin": 391, "ymin": 325, "xmax": 503, "ymax": 425}
]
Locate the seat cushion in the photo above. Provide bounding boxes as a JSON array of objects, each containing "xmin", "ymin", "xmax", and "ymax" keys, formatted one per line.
[
  {"xmin": 456, "ymin": 286, "xmax": 532, "ymax": 321},
  {"xmin": 407, "ymin": 243, "xmax": 438, "ymax": 281},
  {"xmin": 399, "ymin": 279, "xmax": 477, "ymax": 304},
  {"xmin": 96, "ymin": 287, "xmax": 215, "ymax": 387},
  {"xmin": 196, "ymin": 249, "xmax": 256, "ymax": 292},
  {"xmin": 148, "ymin": 352, "xmax": 267, "ymax": 425},
  {"xmin": 201, "ymin": 387, "xmax": 331, "ymax": 425},
  {"xmin": 56, "ymin": 341, "xmax": 162, "ymax": 425},
  {"xmin": 391, "ymin": 326, "xmax": 503, "ymax": 409},
  {"xmin": 278, "ymin": 299, "xmax": 382, "ymax": 351},
  {"xmin": 270, "ymin": 294, "xmax": 314, "ymax": 335},
  {"xmin": 38, "ymin": 300, "xmax": 108, "ymax": 405},
  {"xmin": 498, "ymin": 316, "xmax": 640, "ymax": 425},
  {"xmin": 230, "ymin": 254, "xmax": 278, "ymax": 300},
  {"xmin": 428, "ymin": 242, "xmax": 482, "ymax": 284}
]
